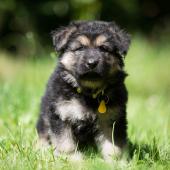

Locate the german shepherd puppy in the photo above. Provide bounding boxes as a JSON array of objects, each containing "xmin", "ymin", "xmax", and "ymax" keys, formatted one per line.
[{"xmin": 36, "ymin": 21, "xmax": 131, "ymax": 161}]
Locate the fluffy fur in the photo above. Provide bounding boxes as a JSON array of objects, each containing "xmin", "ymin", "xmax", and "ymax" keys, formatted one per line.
[{"xmin": 36, "ymin": 21, "xmax": 131, "ymax": 161}]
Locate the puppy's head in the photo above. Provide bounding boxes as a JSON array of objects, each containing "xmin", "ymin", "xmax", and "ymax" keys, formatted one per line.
[{"xmin": 52, "ymin": 21, "xmax": 130, "ymax": 89}]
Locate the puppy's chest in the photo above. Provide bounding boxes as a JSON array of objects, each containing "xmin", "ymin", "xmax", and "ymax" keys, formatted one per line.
[
  {"xmin": 85, "ymin": 97, "xmax": 119, "ymax": 121},
  {"xmin": 85, "ymin": 99, "xmax": 119, "ymax": 126},
  {"xmin": 55, "ymin": 96, "xmax": 118, "ymax": 124},
  {"xmin": 96, "ymin": 106, "xmax": 119, "ymax": 124}
]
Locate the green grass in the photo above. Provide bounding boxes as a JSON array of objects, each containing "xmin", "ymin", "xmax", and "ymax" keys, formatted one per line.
[{"xmin": 0, "ymin": 35, "xmax": 170, "ymax": 170}]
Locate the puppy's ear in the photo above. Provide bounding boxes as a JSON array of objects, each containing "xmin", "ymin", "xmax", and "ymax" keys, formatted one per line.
[
  {"xmin": 52, "ymin": 25, "xmax": 77, "ymax": 52},
  {"xmin": 109, "ymin": 22, "xmax": 131, "ymax": 57}
]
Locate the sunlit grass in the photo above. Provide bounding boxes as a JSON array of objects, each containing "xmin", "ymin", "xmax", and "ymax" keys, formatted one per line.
[{"xmin": 0, "ymin": 35, "xmax": 170, "ymax": 169}]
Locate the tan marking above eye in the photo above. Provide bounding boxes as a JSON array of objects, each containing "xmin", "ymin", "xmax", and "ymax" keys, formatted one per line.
[
  {"xmin": 77, "ymin": 35, "xmax": 91, "ymax": 46},
  {"xmin": 95, "ymin": 35, "xmax": 107, "ymax": 46}
]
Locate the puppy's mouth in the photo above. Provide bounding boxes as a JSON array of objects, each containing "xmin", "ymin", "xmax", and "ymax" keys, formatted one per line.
[
  {"xmin": 78, "ymin": 72, "xmax": 103, "ymax": 89},
  {"xmin": 79, "ymin": 72, "xmax": 102, "ymax": 81}
]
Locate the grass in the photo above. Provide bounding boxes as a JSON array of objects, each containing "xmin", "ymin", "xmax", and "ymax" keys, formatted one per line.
[{"xmin": 0, "ymin": 35, "xmax": 170, "ymax": 170}]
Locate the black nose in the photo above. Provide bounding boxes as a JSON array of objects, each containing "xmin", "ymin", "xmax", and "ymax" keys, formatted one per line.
[{"xmin": 86, "ymin": 58, "xmax": 98, "ymax": 69}]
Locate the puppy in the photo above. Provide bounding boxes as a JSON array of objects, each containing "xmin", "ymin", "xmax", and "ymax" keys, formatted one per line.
[{"xmin": 36, "ymin": 21, "xmax": 131, "ymax": 161}]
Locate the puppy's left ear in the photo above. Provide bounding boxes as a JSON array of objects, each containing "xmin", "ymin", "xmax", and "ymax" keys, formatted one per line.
[
  {"xmin": 52, "ymin": 24, "xmax": 77, "ymax": 52},
  {"xmin": 109, "ymin": 22, "xmax": 131, "ymax": 57}
]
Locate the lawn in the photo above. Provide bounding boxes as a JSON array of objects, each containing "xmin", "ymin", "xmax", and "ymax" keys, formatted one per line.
[{"xmin": 0, "ymin": 35, "xmax": 170, "ymax": 170}]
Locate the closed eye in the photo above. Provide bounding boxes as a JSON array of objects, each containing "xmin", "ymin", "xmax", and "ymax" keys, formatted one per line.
[
  {"xmin": 76, "ymin": 46, "xmax": 84, "ymax": 51},
  {"xmin": 68, "ymin": 40, "xmax": 87, "ymax": 52},
  {"xmin": 73, "ymin": 45, "xmax": 86, "ymax": 51}
]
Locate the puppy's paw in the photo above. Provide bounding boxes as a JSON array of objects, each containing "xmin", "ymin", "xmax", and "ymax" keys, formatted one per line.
[
  {"xmin": 100, "ymin": 140, "xmax": 128, "ymax": 163},
  {"xmin": 35, "ymin": 138, "xmax": 50, "ymax": 150},
  {"xmin": 100, "ymin": 140, "xmax": 115, "ymax": 162},
  {"xmin": 54, "ymin": 150, "xmax": 83, "ymax": 163},
  {"xmin": 69, "ymin": 152, "xmax": 84, "ymax": 162}
]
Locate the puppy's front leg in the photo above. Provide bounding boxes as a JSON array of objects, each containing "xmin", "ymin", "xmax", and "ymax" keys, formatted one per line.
[
  {"xmin": 95, "ymin": 116, "xmax": 127, "ymax": 162},
  {"xmin": 50, "ymin": 124, "xmax": 76, "ymax": 155},
  {"xmin": 50, "ymin": 98, "xmax": 89, "ymax": 159},
  {"xmin": 49, "ymin": 122, "xmax": 83, "ymax": 161},
  {"xmin": 113, "ymin": 116, "xmax": 128, "ymax": 156}
]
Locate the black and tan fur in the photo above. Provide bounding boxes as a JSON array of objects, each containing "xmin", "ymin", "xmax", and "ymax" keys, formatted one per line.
[{"xmin": 36, "ymin": 21, "xmax": 131, "ymax": 161}]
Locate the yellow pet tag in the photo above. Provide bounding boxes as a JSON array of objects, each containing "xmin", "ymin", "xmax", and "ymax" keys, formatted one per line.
[{"xmin": 98, "ymin": 100, "xmax": 107, "ymax": 114}]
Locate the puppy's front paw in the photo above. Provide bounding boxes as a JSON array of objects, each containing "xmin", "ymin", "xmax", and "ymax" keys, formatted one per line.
[
  {"xmin": 35, "ymin": 138, "xmax": 50, "ymax": 150},
  {"xmin": 100, "ymin": 140, "xmax": 124, "ymax": 162},
  {"xmin": 69, "ymin": 152, "xmax": 84, "ymax": 162},
  {"xmin": 54, "ymin": 150, "xmax": 83, "ymax": 163}
]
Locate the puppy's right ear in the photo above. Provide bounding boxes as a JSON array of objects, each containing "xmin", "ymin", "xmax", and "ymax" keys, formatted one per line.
[{"xmin": 52, "ymin": 25, "xmax": 77, "ymax": 52}]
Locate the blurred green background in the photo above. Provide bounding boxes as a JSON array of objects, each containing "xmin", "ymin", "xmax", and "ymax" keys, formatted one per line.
[
  {"xmin": 0, "ymin": 1, "xmax": 170, "ymax": 169},
  {"xmin": 0, "ymin": 0, "xmax": 170, "ymax": 57}
]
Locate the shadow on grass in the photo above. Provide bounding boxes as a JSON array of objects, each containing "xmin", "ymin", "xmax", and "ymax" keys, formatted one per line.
[
  {"xmin": 129, "ymin": 138, "xmax": 160, "ymax": 161},
  {"xmin": 76, "ymin": 138, "xmax": 161, "ymax": 163}
]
